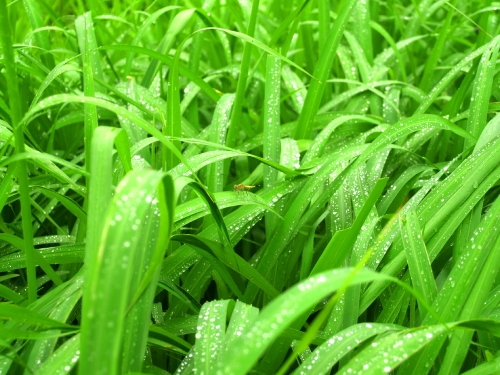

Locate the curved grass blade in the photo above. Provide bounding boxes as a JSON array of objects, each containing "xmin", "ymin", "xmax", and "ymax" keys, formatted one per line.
[
  {"xmin": 292, "ymin": 323, "xmax": 403, "ymax": 375},
  {"xmin": 206, "ymin": 94, "xmax": 235, "ymax": 192},
  {"xmin": 123, "ymin": 6, "xmax": 181, "ymax": 76},
  {"xmin": 171, "ymin": 235, "xmax": 243, "ymax": 300},
  {"xmin": 21, "ymin": 0, "xmax": 55, "ymax": 70},
  {"xmin": 195, "ymin": 27, "xmax": 318, "ymax": 81},
  {"xmin": 474, "ymin": 112, "xmax": 500, "ymax": 152},
  {"xmin": 79, "ymin": 170, "xmax": 173, "ymax": 375},
  {"xmin": 171, "ymin": 234, "xmax": 279, "ymax": 299},
  {"xmin": 99, "ymin": 45, "xmax": 221, "ymax": 103},
  {"xmin": 0, "ymin": 303, "xmax": 75, "ymax": 329},
  {"xmin": 338, "ymin": 320, "xmax": 500, "ymax": 375},
  {"xmin": 193, "ymin": 300, "xmax": 232, "ymax": 374},
  {"xmin": 218, "ymin": 268, "xmax": 436, "ymax": 374},
  {"xmin": 35, "ymin": 334, "xmax": 80, "ymax": 375},
  {"xmin": 415, "ymin": 36, "xmax": 500, "ymax": 115},
  {"xmin": 141, "ymin": 8, "xmax": 196, "ymax": 88},
  {"xmin": 20, "ymin": 94, "xmax": 201, "ymax": 182}
]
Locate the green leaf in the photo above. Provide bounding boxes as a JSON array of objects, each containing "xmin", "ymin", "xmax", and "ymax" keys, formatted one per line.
[
  {"xmin": 311, "ymin": 178, "xmax": 388, "ymax": 274},
  {"xmin": 80, "ymin": 170, "xmax": 174, "ymax": 375},
  {"xmin": 0, "ymin": 303, "xmax": 75, "ymax": 329},
  {"xmin": 294, "ymin": 0, "xmax": 359, "ymax": 139},
  {"xmin": 400, "ymin": 211, "xmax": 437, "ymax": 309}
]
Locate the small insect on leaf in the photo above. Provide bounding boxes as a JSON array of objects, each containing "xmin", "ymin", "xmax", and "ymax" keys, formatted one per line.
[{"xmin": 234, "ymin": 183, "xmax": 257, "ymax": 195}]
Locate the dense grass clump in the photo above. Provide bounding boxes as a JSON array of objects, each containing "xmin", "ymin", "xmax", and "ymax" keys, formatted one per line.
[{"xmin": 1, "ymin": 0, "xmax": 500, "ymax": 373}]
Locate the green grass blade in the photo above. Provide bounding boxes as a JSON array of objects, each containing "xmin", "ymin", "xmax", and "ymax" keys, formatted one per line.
[
  {"xmin": 311, "ymin": 178, "xmax": 387, "ymax": 274},
  {"xmin": 219, "ymin": 268, "xmax": 434, "ymax": 374},
  {"xmin": 262, "ymin": 55, "xmax": 281, "ymax": 235},
  {"xmin": 460, "ymin": 356, "xmax": 500, "ymax": 375},
  {"xmin": 141, "ymin": 8, "xmax": 196, "ymax": 88},
  {"xmin": 262, "ymin": 55, "xmax": 281, "ymax": 189},
  {"xmin": 171, "ymin": 235, "xmax": 243, "ymax": 299},
  {"xmin": 35, "ymin": 334, "xmax": 80, "ymax": 375},
  {"xmin": 0, "ymin": 303, "xmax": 75, "ymax": 329},
  {"xmin": 415, "ymin": 36, "xmax": 499, "ymax": 115},
  {"xmin": 400, "ymin": 212, "xmax": 437, "ymax": 309},
  {"xmin": 21, "ymin": 0, "xmax": 55, "ymax": 69},
  {"xmin": 207, "ymin": 94, "xmax": 235, "ymax": 192},
  {"xmin": 123, "ymin": 6, "xmax": 181, "ymax": 76},
  {"xmin": 0, "ymin": 0, "xmax": 38, "ymax": 302},
  {"xmin": 246, "ymin": 114, "xmax": 473, "ymax": 302},
  {"xmin": 339, "ymin": 320, "xmax": 500, "ymax": 375},
  {"xmin": 75, "ymin": 12, "xmax": 103, "ymax": 83},
  {"xmin": 79, "ymin": 170, "xmax": 170, "ymax": 375},
  {"xmin": 292, "ymin": 323, "xmax": 402, "ymax": 375},
  {"xmin": 193, "ymin": 300, "xmax": 231, "ymax": 374},
  {"xmin": 100, "ymin": 45, "xmax": 221, "ymax": 103},
  {"xmin": 437, "ymin": 197, "xmax": 500, "ymax": 374},
  {"xmin": 474, "ymin": 112, "xmax": 500, "ymax": 152},
  {"xmin": 418, "ymin": 0, "xmax": 457, "ymax": 92},
  {"xmin": 464, "ymin": 42, "xmax": 499, "ymax": 151},
  {"xmin": 294, "ymin": 0, "xmax": 359, "ymax": 140},
  {"xmin": 171, "ymin": 234, "xmax": 279, "ymax": 299},
  {"xmin": 225, "ymin": 0, "xmax": 260, "ymax": 147}
]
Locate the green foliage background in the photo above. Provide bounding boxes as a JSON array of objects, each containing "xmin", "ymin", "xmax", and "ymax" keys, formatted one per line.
[{"xmin": 1, "ymin": 0, "xmax": 500, "ymax": 374}]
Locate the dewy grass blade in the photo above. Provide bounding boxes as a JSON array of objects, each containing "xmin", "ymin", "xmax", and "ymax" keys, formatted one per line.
[
  {"xmin": 311, "ymin": 178, "xmax": 388, "ymax": 275},
  {"xmin": 464, "ymin": 41, "xmax": 499, "ymax": 151},
  {"xmin": 35, "ymin": 334, "xmax": 80, "ymax": 375},
  {"xmin": 262, "ymin": 55, "xmax": 281, "ymax": 189},
  {"xmin": 123, "ymin": 5, "xmax": 181, "ymax": 76},
  {"xmin": 207, "ymin": 94, "xmax": 235, "ymax": 192},
  {"xmin": 415, "ymin": 36, "xmax": 500, "ymax": 115},
  {"xmin": 400, "ymin": 211, "xmax": 437, "ymax": 310},
  {"xmin": 0, "ymin": 302, "xmax": 75, "ymax": 329},
  {"xmin": 294, "ymin": 0, "xmax": 359, "ymax": 140},
  {"xmin": 418, "ymin": 0, "xmax": 458, "ymax": 92},
  {"xmin": 262, "ymin": 55, "xmax": 281, "ymax": 235},
  {"xmin": 338, "ymin": 320, "xmax": 500, "ymax": 375},
  {"xmin": 21, "ymin": 0, "xmax": 55, "ymax": 69},
  {"xmin": 353, "ymin": 0, "xmax": 373, "ymax": 64},
  {"xmin": 193, "ymin": 300, "xmax": 232, "ymax": 374},
  {"xmin": 84, "ymin": 127, "xmax": 124, "ymax": 267},
  {"xmin": 80, "ymin": 170, "xmax": 172, "ymax": 375},
  {"xmin": 0, "ymin": 0, "xmax": 38, "ymax": 302},
  {"xmin": 75, "ymin": 12, "xmax": 103, "ymax": 83},
  {"xmin": 76, "ymin": 13, "xmax": 99, "ymax": 178},
  {"xmin": 218, "ymin": 268, "xmax": 437, "ymax": 375},
  {"xmin": 171, "ymin": 234, "xmax": 279, "ymax": 299},
  {"xmin": 399, "ymin": 193, "xmax": 500, "ymax": 375},
  {"xmin": 21, "ymin": 94, "xmax": 201, "ymax": 181},
  {"xmin": 226, "ymin": 0, "xmax": 259, "ymax": 148},
  {"xmin": 141, "ymin": 8, "xmax": 196, "ymax": 88},
  {"xmin": 195, "ymin": 27, "xmax": 318, "ymax": 81},
  {"xmin": 361, "ymin": 139, "xmax": 500, "ymax": 314},
  {"xmin": 436, "ymin": 197, "xmax": 500, "ymax": 374},
  {"xmin": 29, "ymin": 56, "xmax": 81, "ymax": 110},
  {"xmin": 121, "ymin": 174, "xmax": 174, "ymax": 374},
  {"xmin": 292, "ymin": 323, "xmax": 402, "ymax": 375},
  {"xmin": 99, "ymin": 45, "xmax": 221, "ymax": 103}
]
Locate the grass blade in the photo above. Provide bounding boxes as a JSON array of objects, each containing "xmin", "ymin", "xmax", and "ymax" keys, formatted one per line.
[
  {"xmin": 294, "ymin": 0, "xmax": 359, "ymax": 140},
  {"xmin": 0, "ymin": 0, "xmax": 38, "ymax": 302}
]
